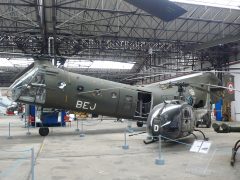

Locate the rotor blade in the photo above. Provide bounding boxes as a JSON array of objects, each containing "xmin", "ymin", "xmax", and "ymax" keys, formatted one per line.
[
  {"xmin": 193, "ymin": 83, "xmax": 240, "ymax": 93},
  {"xmin": 124, "ymin": 0, "xmax": 187, "ymax": 21}
]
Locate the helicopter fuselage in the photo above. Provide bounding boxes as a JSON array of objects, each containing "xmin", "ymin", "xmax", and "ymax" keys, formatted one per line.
[{"xmin": 9, "ymin": 61, "xmax": 219, "ymax": 137}]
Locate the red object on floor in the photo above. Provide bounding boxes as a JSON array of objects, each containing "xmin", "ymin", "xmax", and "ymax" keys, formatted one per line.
[
  {"xmin": 28, "ymin": 115, "xmax": 35, "ymax": 124},
  {"xmin": 6, "ymin": 111, "xmax": 14, "ymax": 115}
]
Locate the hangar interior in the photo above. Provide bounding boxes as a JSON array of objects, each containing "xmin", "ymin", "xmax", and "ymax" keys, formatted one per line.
[
  {"xmin": 0, "ymin": 0, "xmax": 240, "ymax": 180},
  {"xmin": 1, "ymin": 0, "xmax": 240, "ymax": 119}
]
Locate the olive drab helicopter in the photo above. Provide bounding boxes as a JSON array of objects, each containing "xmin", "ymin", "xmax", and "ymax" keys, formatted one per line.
[
  {"xmin": 212, "ymin": 123, "xmax": 240, "ymax": 166},
  {"xmin": 8, "ymin": 58, "xmax": 220, "ymax": 138}
]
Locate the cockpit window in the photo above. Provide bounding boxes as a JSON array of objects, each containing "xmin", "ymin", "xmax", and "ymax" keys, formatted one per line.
[
  {"xmin": 183, "ymin": 108, "xmax": 191, "ymax": 119},
  {"xmin": 11, "ymin": 68, "xmax": 38, "ymax": 91},
  {"xmin": 9, "ymin": 67, "xmax": 46, "ymax": 104}
]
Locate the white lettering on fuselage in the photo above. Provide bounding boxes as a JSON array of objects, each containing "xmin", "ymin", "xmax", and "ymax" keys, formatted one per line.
[
  {"xmin": 154, "ymin": 124, "xmax": 159, "ymax": 132},
  {"xmin": 83, "ymin": 102, "xmax": 89, "ymax": 109},
  {"xmin": 76, "ymin": 100, "xmax": 96, "ymax": 111}
]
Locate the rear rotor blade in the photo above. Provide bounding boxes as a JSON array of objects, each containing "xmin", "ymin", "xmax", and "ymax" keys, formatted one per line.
[{"xmin": 124, "ymin": 0, "xmax": 187, "ymax": 21}]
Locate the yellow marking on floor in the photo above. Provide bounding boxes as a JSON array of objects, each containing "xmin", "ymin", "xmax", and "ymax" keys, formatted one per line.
[{"xmin": 39, "ymin": 142, "xmax": 45, "ymax": 153}]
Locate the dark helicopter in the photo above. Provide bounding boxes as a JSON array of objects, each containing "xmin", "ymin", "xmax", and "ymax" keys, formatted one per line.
[{"xmin": 144, "ymin": 81, "xmax": 213, "ymax": 144}]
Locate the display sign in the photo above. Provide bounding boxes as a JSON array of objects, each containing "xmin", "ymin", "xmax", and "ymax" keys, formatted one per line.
[{"xmin": 190, "ymin": 140, "xmax": 211, "ymax": 154}]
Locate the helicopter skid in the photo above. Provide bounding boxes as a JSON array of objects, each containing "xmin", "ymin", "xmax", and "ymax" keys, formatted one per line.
[{"xmin": 143, "ymin": 138, "xmax": 159, "ymax": 144}]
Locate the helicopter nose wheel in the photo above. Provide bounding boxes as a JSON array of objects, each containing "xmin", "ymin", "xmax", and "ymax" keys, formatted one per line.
[{"xmin": 39, "ymin": 127, "xmax": 49, "ymax": 136}]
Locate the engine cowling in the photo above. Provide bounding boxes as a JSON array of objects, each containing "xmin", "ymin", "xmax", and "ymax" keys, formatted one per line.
[{"xmin": 146, "ymin": 100, "xmax": 195, "ymax": 139}]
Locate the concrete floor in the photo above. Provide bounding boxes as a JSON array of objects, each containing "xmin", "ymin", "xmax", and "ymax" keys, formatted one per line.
[{"xmin": 0, "ymin": 115, "xmax": 240, "ymax": 180}]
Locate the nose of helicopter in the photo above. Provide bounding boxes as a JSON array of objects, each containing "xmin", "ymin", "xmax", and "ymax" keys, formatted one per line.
[
  {"xmin": 6, "ymin": 89, "xmax": 12, "ymax": 101},
  {"xmin": 146, "ymin": 101, "xmax": 184, "ymax": 139},
  {"xmin": 8, "ymin": 66, "xmax": 46, "ymax": 104},
  {"xmin": 146, "ymin": 103, "xmax": 167, "ymax": 137}
]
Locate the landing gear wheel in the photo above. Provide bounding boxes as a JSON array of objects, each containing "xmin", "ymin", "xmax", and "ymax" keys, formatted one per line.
[
  {"xmin": 39, "ymin": 127, "xmax": 49, "ymax": 136},
  {"xmin": 206, "ymin": 120, "xmax": 211, "ymax": 128},
  {"xmin": 144, "ymin": 137, "xmax": 159, "ymax": 144},
  {"xmin": 196, "ymin": 122, "xmax": 199, "ymax": 128},
  {"xmin": 137, "ymin": 121, "xmax": 143, "ymax": 127}
]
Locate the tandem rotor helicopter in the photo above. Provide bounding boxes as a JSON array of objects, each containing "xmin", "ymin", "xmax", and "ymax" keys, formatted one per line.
[
  {"xmin": 8, "ymin": 58, "xmax": 220, "ymax": 139},
  {"xmin": 8, "ymin": 58, "xmax": 240, "ymax": 167}
]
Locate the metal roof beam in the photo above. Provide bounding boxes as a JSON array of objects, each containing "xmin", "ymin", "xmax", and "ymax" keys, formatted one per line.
[
  {"xmin": 34, "ymin": 0, "xmax": 48, "ymax": 54},
  {"xmin": 193, "ymin": 33, "xmax": 240, "ymax": 51},
  {"xmin": 56, "ymin": 6, "xmax": 240, "ymax": 26}
]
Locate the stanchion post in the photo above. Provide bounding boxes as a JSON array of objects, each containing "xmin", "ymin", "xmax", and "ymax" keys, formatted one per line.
[
  {"xmin": 31, "ymin": 148, "xmax": 35, "ymax": 180},
  {"xmin": 75, "ymin": 118, "xmax": 79, "ymax": 132},
  {"xmin": 122, "ymin": 129, "xmax": 129, "ymax": 150},
  {"xmin": 127, "ymin": 120, "xmax": 134, "ymax": 133},
  {"xmin": 26, "ymin": 119, "xmax": 31, "ymax": 135},
  {"xmin": 155, "ymin": 135, "xmax": 165, "ymax": 165},
  {"xmin": 80, "ymin": 119, "xmax": 85, "ymax": 137},
  {"xmin": 7, "ymin": 122, "xmax": 12, "ymax": 139}
]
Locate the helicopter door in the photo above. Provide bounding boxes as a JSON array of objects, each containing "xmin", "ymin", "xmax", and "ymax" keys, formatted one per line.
[
  {"xmin": 181, "ymin": 106, "xmax": 194, "ymax": 133},
  {"xmin": 134, "ymin": 91, "xmax": 152, "ymax": 119},
  {"xmin": 116, "ymin": 89, "xmax": 137, "ymax": 119}
]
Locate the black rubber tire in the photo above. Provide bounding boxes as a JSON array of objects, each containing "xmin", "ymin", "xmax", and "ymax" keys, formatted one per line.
[
  {"xmin": 205, "ymin": 113, "xmax": 211, "ymax": 128},
  {"xmin": 39, "ymin": 127, "xmax": 49, "ymax": 136},
  {"xmin": 206, "ymin": 120, "xmax": 211, "ymax": 128},
  {"xmin": 196, "ymin": 122, "xmax": 199, "ymax": 128},
  {"xmin": 137, "ymin": 121, "xmax": 143, "ymax": 127}
]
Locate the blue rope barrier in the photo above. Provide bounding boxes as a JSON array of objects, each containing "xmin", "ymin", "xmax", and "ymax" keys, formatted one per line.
[
  {"xmin": 0, "ymin": 148, "xmax": 32, "ymax": 153},
  {"xmin": 148, "ymin": 135, "xmax": 240, "ymax": 154},
  {"xmin": 160, "ymin": 135, "xmax": 192, "ymax": 147},
  {"xmin": 150, "ymin": 135, "xmax": 193, "ymax": 147},
  {"xmin": 0, "ymin": 124, "xmax": 24, "ymax": 127}
]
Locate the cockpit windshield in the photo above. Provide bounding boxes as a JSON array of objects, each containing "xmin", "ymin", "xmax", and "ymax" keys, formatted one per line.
[{"xmin": 9, "ymin": 66, "xmax": 46, "ymax": 104}]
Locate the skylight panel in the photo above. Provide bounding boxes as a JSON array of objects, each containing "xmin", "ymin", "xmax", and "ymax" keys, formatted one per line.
[
  {"xmin": 0, "ymin": 58, "xmax": 135, "ymax": 70},
  {"xmin": 90, "ymin": 61, "xmax": 134, "ymax": 69},
  {"xmin": 0, "ymin": 58, "xmax": 34, "ymax": 67},
  {"xmin": 171, "ymin": 0, "xmax": 240, "ymax": 10},
  {"xmin": 64, "ymin": 60, "xmax": 93, "ymax": 68},
  {"xmin": 0, "ymin": 58, "xmax": 14, "ymax": 67},
  {"xmin": 65, "ymin": 60, "xmax": 135, "ymax": 70}
]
